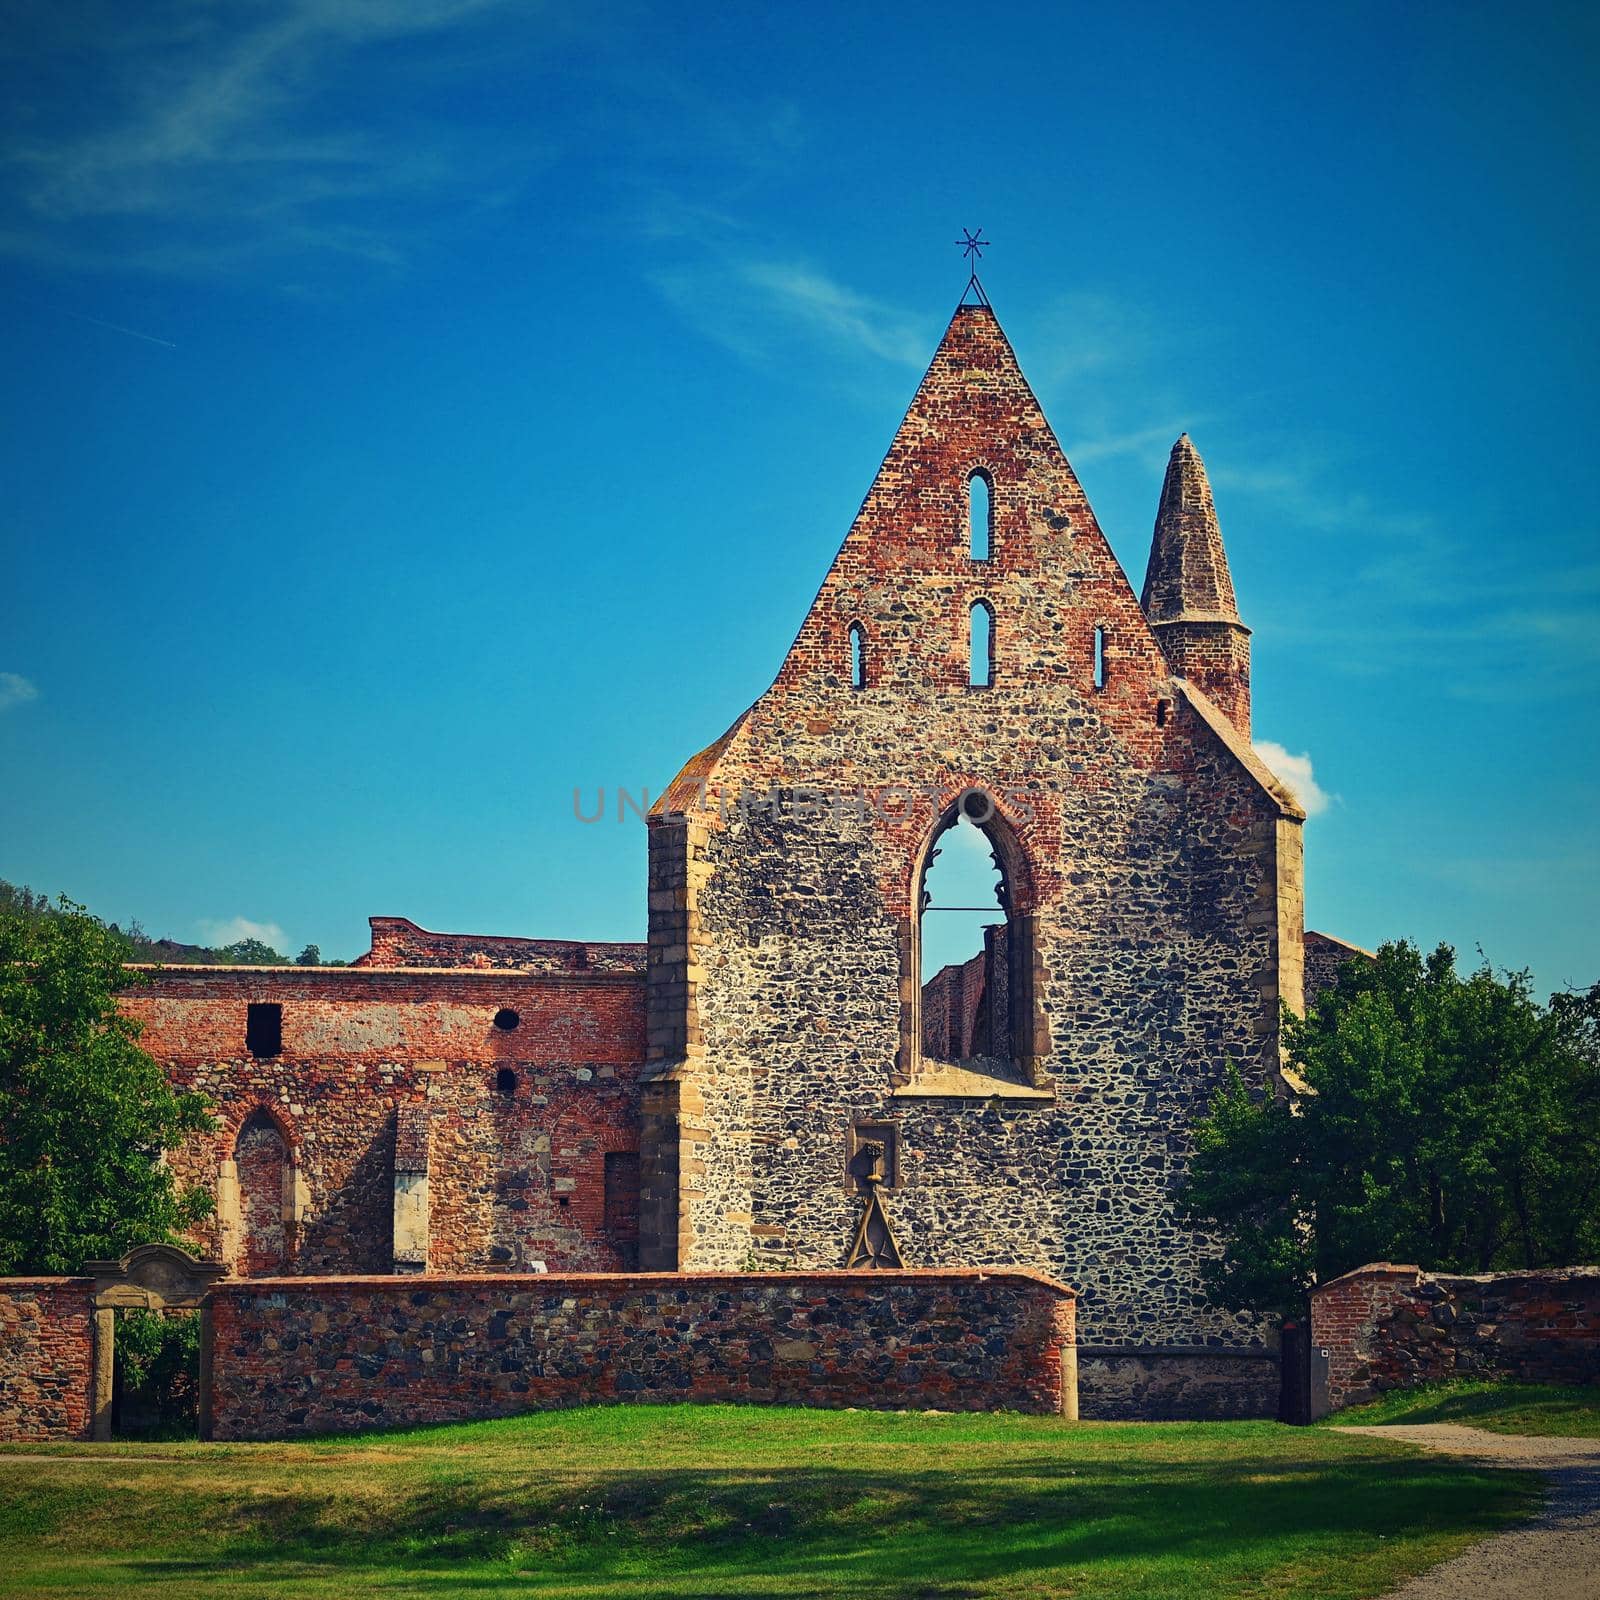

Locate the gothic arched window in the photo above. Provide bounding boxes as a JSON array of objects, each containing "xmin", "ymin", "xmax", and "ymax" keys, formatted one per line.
[
  {"xmin": 968, "ymin": 471, "xmax": 992, "ymax": 561},
  {"xmin": 970, "ymin": 601, "xmax": 994, "ymax": 687},
  {"xmin": 849, "ymin": 622, "xmax": 867, "ymax": 689}
]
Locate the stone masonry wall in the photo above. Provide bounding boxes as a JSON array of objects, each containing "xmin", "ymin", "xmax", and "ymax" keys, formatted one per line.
[
  {"xmin": 1304, "ymin": 930, "xmax": 1376, "ymax": 998},
  {"xmin": 1312, "ymin": 1263, "xmax": 1600, "ymax": 1410},
  {"xmin": 0, "ymin": 1279, "xmax": 93, "ymax": 1441},
  {"xmin": 643, "ymin": 305, "xmax": 1305, "ymax": 1394},
  {"xmin": 124, "ymin": 964, "xmax": 645, "ymax": 1276},
  {"xmin": 208, "ymin": 1269, "xmax": 1076, "ymax": 1440},
  {"xmin": 1077, "ymin": 1348, "xmax": 1279, "ymax": 1421}
]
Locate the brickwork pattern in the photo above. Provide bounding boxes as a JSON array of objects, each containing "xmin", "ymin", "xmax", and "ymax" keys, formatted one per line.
[
  {"xmin": 207, "ymin": 1270, "xmax": 1076, "ymax": 1440},
  {"xmin": 355, "ymin": 916, "xmax": 644, "ymax": 974},
  {"xmin": 1312, "ymin": 1263, "xmax": 1600, "ymax": 1410},
  {"xmin": 234, "ymin": 1112, "xmax": 289, "ymax": 1275},
  {"xmin": 0, "ymin": 1280, "xmax": 93, "ymax": 1441},
  {"xmin": 125, "ymin": 964, "xmax": 645, "ymax": 1275}
]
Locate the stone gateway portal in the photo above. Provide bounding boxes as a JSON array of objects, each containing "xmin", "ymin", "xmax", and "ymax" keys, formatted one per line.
[{"xmin": 114, "ymin": 290, "xmax": 1373, "ymax": 1419}]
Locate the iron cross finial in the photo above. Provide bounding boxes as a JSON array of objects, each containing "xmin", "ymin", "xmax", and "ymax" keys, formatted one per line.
[{"xmin": 957, "ymin": 227, "xmax": 990, "ymax": 265}]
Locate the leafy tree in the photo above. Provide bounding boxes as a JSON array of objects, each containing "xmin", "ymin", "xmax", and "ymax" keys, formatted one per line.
[
  {"xmin": 218, "ymin": 937, "xmax": 286, "ymax": 965},
  {"xmin": 295, "ymin": 943, "xmax": 321, "ymax": 967},
  {"xmin": 1177, "ymin": 941, "xmax": 1600, "ymax": 1319},
  {"xmin": 0, "ymin": 896, "xmax": 214, "ymax": 1274}
]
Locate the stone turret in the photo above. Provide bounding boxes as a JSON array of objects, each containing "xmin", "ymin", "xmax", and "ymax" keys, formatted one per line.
[{"xmin": 1140, "ymin": 434, "xmax": 1252, "ymax": 737}]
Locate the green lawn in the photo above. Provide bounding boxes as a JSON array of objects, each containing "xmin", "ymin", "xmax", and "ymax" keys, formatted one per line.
[
  {"xmin": 0, "ymin": 1405, "xmax": 1535, "ymax": 1599},
  {"xmin": 1328, "ymin": 1379, "xmax": 1600, "ymax": 1438}
]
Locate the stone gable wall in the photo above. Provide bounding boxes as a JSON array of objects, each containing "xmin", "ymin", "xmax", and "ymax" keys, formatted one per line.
[
  {"xmin": 207, "ymin": 1269, "xmax": 1075, "ymax": 1440},
  {"xmin": 1312, "ymin": 1263, "xmax": 1600, "ymax": 1410},
  {"xmin": 124, "ymin": 968, "xmax": 645, "ymax": 1275},
  {"xmin": 643, "ymin": 306, "xmax": 1301, "ymax": 1389},
  {"xmin": 0, "ymin": 1279, "xmax": 93, "ymax": 1441}
]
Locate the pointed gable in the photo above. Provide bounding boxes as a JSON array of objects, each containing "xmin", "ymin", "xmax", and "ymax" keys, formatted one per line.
[
  {"xmin": 1140, "ymin": 434, "xmax": 1241, "ymax": 625},
  {"xmin": 767, "ymin": 301, "xmax": 1168, "ymax": 697}
]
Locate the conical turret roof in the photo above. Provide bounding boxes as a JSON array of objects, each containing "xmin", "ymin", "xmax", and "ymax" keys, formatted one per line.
[{"xmin": 1140, "ymin": 434, "xmax": 1242, "ymax": 626}]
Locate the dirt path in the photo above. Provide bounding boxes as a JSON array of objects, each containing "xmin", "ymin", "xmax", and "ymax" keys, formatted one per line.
[{"xmin": 1334, "ymin": 1423, "xmax": 1600, "ymax": 1599}]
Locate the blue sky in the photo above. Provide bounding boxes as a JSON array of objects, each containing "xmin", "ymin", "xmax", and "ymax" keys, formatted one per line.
[{"xmin": 0, "ymin": 0, "xmax": 1595, "ymax": 995}]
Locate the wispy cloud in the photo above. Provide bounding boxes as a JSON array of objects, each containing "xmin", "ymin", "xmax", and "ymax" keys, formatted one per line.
[
  {"xmin": 1067, "ymin": 421, "xmax": 1199, "ymax": 467},
  {"xmin": 0, "ymin": 0, "xmax": 529, "ymax": 277},
  {"xmin": 650, "ymin": 252, "xmax": 932, "ymax": 374},
  {"xmin": 1254, "ymin": 740, "xmax": 1332, "ymax": 816},
  {"xmin": 197, "ymin": 915, "xmax": 288, "ymax": 953},
  {"xmin": 0, "ymin": 673, "xmax": 39, "ymax": 712}
]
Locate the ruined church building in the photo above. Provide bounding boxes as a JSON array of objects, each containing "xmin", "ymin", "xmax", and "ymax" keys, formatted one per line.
[{"xmin": 129, "ymin": 294, "xmax": 1366, "ymax": 1417}]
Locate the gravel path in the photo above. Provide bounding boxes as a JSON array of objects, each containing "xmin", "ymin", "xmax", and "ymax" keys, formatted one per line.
[{"xmin": 1334, "ymin": 1423, "xmax": 1600, "ymax": 1599}]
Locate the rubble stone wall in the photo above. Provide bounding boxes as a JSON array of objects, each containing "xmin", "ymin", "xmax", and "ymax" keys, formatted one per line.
[
  {"xmin": 208, "ymin": 1269, "xmax": 1076, "ymax": 1440},
  {"xmin": 1312, "ymin": 1263, "xmax": 1600, "ymax": 1410}
]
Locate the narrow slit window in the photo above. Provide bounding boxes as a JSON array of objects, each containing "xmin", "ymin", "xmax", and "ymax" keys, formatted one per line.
[
  {"xmin": 1093, "ymin": 626, "xmax": 1108, "ymax": 691},
  {"xmin": 1156, "ymin": 697, "xmax": 1169, "ymax": 727},
  {"xmin": 849, "ymin": 622, "xmax": 866, "ymax": 689},
  {"xmin": 970, "ymin": 601, "xmax": 994, "ymax": 687},
  {"xmin": 968, "ymin": 472, "xmax": 991, "ymax": 561}
]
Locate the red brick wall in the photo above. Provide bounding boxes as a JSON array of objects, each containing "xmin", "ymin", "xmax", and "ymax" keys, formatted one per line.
[
  {"xmin": 234, "ymin": 1113, "xmax": 289, "ymax": 1275},
  {"xmin": 122, "ymin": 966, "xmax": 646, "ymax": 1275},
  {"xmin": 0, "ymin": 1279, "xmax": 93, "ymax": 1441},
  {"xmin": 1312, "ymin": 1263, "xmax": 1600, "ymax": 1409},
  {"xmin": 208, "ymin": 1269, "xmax": 1076, "ymax": 1440}
]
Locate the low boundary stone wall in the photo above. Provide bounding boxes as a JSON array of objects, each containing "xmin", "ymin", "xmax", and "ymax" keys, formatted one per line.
[
  {"xmin": 0, "ymin": 1278, "xmax": 94, "ymax": 1441},
  {"xmin": 209, "ymin": 1269, "xmax": 1076, "ymax": 1440},
  {"xmin": 1311, "ymin": 1262, "xmax": 1600, "ymax": 1411},
  {"xmin": 1077, "ymin": 1345, "xmax": 1278, "ymax": 1420}
]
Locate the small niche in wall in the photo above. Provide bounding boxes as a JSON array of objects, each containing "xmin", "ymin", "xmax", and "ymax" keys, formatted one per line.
[
  {"xmin": 847, "ymin": 1121, "xmax": 900, "ymax": 1189},
  {"xmin": 245, "ymin": 1002, "xmax": 282, "ymax": 1059},
  {"xmin": 494, "ymin": 1067, "xmax": 518, "ymax": 1095}
]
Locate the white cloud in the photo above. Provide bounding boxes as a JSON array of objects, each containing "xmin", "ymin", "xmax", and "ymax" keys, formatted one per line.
[
  {"xmin": 197, "ymin": 916, "xmax": 289, "ymax": 953},
  {"xmin": 0, "ymin": 672, "xmax": 39, "ymax": 711},
  {"xmin": 1254, "ymin": 740, "xmax": 1332, "ymax": 817},
  {"xmin": 650, "ymin": 255, "xmax": 930, "ymax": 372}
]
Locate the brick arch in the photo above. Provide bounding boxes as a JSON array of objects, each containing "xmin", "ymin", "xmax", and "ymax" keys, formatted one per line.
[
  {"xmin": 216, "ymin": 1096, "xmax": 303, "ymax": 1162},
  {"xmin": 216, "ymin": 1098, "xmax": 307, "ymax": 1277},
  {"xmin": 909, "ymin": 786, "xmax": 1038, "ymax": 916}
]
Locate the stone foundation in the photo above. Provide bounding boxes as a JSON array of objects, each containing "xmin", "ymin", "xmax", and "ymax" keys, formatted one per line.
[{"xmin": 1077, "ymin": 1346, "xmax": 1278, "ymax": 1420}]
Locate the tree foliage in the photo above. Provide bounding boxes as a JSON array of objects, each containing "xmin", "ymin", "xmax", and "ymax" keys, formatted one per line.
[
  {"xmin": 0, "ymin": 878, "xmax": 310, "ymax": 966},
  {"xmin": 1177, "ymin": 941, "xmax": 1600, "ymax": 1318},
  {"xmin": 0, "ymin": 896, "xmax": 215, "ymax": 1274}
]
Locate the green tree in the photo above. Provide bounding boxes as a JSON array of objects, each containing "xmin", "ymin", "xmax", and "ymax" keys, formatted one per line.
[
  {"xmin": 295, "ymin": 943, "xmax": 321, "ymax": 967},
  {"xmin": 0, "ymin": 897, "xmax": 215, "ymax": 1274},
  {"xmin": 219, "ymin": 937, "xmax": 285, "ymax": 965},
  {"xmin": 1177, "ymin": 941, "xmax": 1600, "ymax": 1319}
]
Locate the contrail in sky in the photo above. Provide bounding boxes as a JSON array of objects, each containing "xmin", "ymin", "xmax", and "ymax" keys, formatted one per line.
[{"xmin": 53, "ymin": 306, "xmax": 177, "ymax": 349}]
